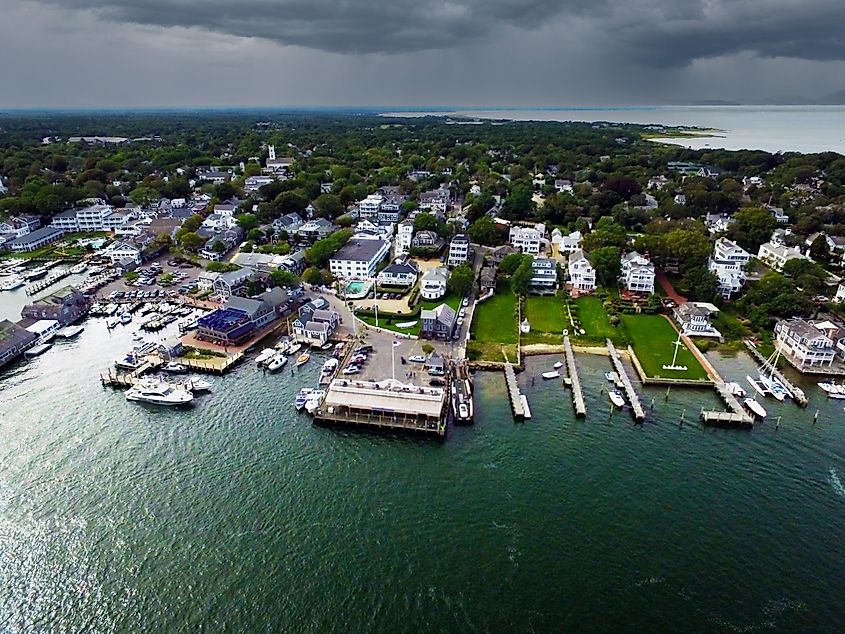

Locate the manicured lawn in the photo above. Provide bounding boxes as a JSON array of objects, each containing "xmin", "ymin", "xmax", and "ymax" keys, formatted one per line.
[
  {"xmin": 472, "ymin": 281, "xmax": 518, "ymax": 344},
  {"xmin": 574, "ymin": 296, "xmax": 617, "ymax": 340},
  {"xmin": 358, "ymin": 292, "xmax": 461, "ymax": 337},
  {"xmin": 525, "ymin": 295, "xmax": 566, "ymax": 333},
  {"xmin": 621, "ymin": 314, "xmax": 708, "ymax": 380}
]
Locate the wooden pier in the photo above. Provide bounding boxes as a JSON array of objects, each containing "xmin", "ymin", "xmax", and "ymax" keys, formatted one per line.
[
  {"xmin": 504, "ymin": 362, "xmax": 526, "ymax": 421},
  {"xmin": 563, "ymin": 336, "xmax": 586, "ymax": 417},
  {"xmin": 743, "ymin": 340, "xmax": 809, "ymax": 405},
  {"xmin": 700, "ymin": 382, "xmax": 754, "ymax": 428},
  {"xmin": 606, "ymin": 339, "xmax": 646, "ymax": 421},
  {"xmin": 100, "ymin": 357, "xmax": 163, "ymax": 387},
  {"xmin": 26, "ymin": 268, "xmax": 72, "ymax": 295}
]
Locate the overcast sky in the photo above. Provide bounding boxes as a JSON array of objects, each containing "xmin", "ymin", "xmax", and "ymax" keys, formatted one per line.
[{"xmin": 2, "ymin": 0, "xmax": 845, "ymax": 108}]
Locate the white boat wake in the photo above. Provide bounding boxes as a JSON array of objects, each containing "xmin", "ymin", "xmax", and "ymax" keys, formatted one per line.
[{"xmin": 829, "ymin": 468, "xmax": 845, "ymax": 500}]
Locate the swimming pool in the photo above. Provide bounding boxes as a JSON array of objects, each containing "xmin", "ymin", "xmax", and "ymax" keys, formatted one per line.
[{"xmin": 344, "ymin": 280, "xmax": 373, "ymax": 299}]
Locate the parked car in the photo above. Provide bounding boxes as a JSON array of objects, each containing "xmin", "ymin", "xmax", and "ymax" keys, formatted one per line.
[
  {"xmin": 408, "ymin": 355, "xmax": 425, "ymax": 363},
  {"xmin": 342, "ymin": 365, "xmax": 360, "ymax": 375},
  {"xmin": 462, "ymin": 297, "xmax": 470, "ymax": 307}
]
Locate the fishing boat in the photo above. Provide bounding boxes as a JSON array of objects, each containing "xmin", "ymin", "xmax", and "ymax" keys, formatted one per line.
[
  {"xmin": 294, "ymin": 388, "xmax": 314, "ymax": 411},
  {"xmin": 185, "ymin": 377, "xmax": 212, "ymax": 393},
  {"xmin": 295, "ymin": 352, "xmax": 311, "ymax": 367},
  {"xmin": 303, "ymin": 390, "xmax": 326, "ymax": 414},
  {"xmin": 125, "ymin": 378, "xmax": 193, "ymax": 406},
  {"xmin": 609, "ymin": 390, "xmax": 626, "ymax": 408},
  {"xmin": 553, "ymin": 361, "xmax": 564, "ymax": 369},
  {"xmin": 255, "ymin": 348, "xmax": 277, "ymax": 365},
  {"xmin": 542, "ymin": 371, "xmax": 561, "ymax": 380},
  {"xmin": 266, "ymin": 353, "xmax": 288, "ymax": 372},
  {"xmin": 0, "ymin": 277, "xmax": 24, "ymax": 291},
  {"xmin": 744, "ymin": 398, "xmax": 767, "ymax": 419}
]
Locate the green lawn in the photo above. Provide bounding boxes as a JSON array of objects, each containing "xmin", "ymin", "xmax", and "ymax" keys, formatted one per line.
[
  {"xmin": 621, "ymin": 314, "xmax": 708, "ymax": 380},
  {"xmin": 472, "ymin": 280, "xmax": 518, "ymax": 344},
  {"xmin": 358, "ymin": 292, "xmax": 461, "ymax": 337},
  {"xmin": 525, "ymin": 295, "xmax": 566, "ymax": 333},
  {"xmin": 574, "ymin": 296, "xmax": 618, "ymax": 340}
]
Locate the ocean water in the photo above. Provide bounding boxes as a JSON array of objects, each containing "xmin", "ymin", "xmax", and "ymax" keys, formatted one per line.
[
  {"xmin": 1, "ymin": 318, "xmax": 844, "ymax": 631},
  {"xmin": 382, "ymin": 106, "xmax": 845, "ymax": 154}
]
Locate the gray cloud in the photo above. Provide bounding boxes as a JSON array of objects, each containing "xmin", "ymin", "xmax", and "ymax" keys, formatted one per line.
[{"xmin": 32, "ymin": 0, "xmax": 845, "ymax": 64}]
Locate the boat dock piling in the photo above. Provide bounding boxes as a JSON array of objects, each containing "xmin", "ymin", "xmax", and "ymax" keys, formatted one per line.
[
  {"xmin": 26, "ymin": 268, "xmax": 72, "ymax": 295},
  {"xmin": 606, "ymin": 339, "xmax": 645, "ymax": 421},
  {"xmin": 700, "ymin": 382, "xmax": 754, "ymax": 428},
  {"xmin": 504, "ymin": 362, "xmax": 526, "ymax": 421},
  {"xmin": 743, "ymin": 340, "xmax": 808, "ymax": 406},
  {"xmin": 563, "ymin": 336, "xmax": 586, "ymax": 417}
]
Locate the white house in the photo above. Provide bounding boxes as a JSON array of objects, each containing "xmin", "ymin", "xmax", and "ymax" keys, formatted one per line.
[
  {"xmin": 395, "ymin": 219, "xmax": 414, "ymax": 256},
  {"xmin": 101, "ymin": 241, "xmax": 142, "ymax": 266},
  {"xmin": 555, "ymin": 230, "xmax": 582, "ymax": 254},
  {"xmin": 568, "ymin": 249, "xmax": 596, "ymax": 292},
  {"xmin": 673, "ymin": 303, "xmax": 721, "ymax": 338},
  {"xmin": 757, "ymin": 241, "xmax": 807, "ymax": 272},
  {"xmin": 328, "ymin": 239, "xmax": 389, "ymax": 280},
  {"xmin": 621, "ymin": 251, "xmax": 655, "ymax": 295},
  {"xmin": 377, "ymin": 262, "xmax": 418, "ymax": 288},
  {"xmin": 775, "ymin": 319, "xmax": 836, "ymax": 368},
  {"xmin": 509, "ymin": 223, "xmax": 546, "ymax": 255},
  {"xmin": 447, "ymin": 234, "xmax": 471, "ymax": 267},
  {"xmin": 554, "ymin": 179, "xmax": 573, "ymax": 194},
  {"xmin": 530, "ymin": 257, "xmax": 558, "ymax": 293},
  {"xmin": 708, "ymin": 237, "xmax": 750, "ymax": 299},
  {"xmin": 418, "ymin": 188, "xmax": 450, "ymax": 214},
  {"xmin": 358, "ymin": 194, "xmax": 383, "ymax": 218},
  {"xmin": 420, "ymin": 267, "xmax": 449, "ymax": 300},
  {"xmin": 197, "ymin": 271, "xmax": 222, "ymax": 292},
  {"xmin": 648, "ymin": 175, "xmax": 669, "ymax": 190}
]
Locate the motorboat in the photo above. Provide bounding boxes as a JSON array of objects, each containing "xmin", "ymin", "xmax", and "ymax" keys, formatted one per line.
[
  {"xmin": 287, "ymin": 342, "xmax": 303, "ymax": 356},
  {"xmin": 553, "ymin": 361, "xmax": 564, "ymax": 369},
  {"xmin": 125, "ymin": 378, "xmax": 193, "ymax": 406},
  {"xmin": 304, "ymin": 390, "xmax": 326, "ymax": 414},
  {"xmin": 609, "ymin": 391, "xmax": 626, "ymax": 408},
  {"xmin": 266, "ymin": 353, "xmax": 288, "ymax": 372},
  {"xmin": 321, "ymin": 358, "xmax": 339, "ymax": 374},
  {"xmin": 818, "ymin": 381, "xmax": 837, "ymax": 393},
  {"xmin": 185, "ymin": 377, "xmax": 212, "ymax": 393},
  {"xmin": 320, "ymin": 342, "xmax": 334, "ymax": 350},
  {"xmin": 24, "ymin": 343, "xmax": 53, "ymax": 357},
  {"xmin": 255, "ymin": 348, "xmax": 277, "ymax": 365},
  {"xmin": 294, "ymin": 388, "xmax": 314, "ymax": 411},
  {"xmin": 746, "ymin": 375, "xmax": 770, "ymax": 397},
  {"xmin": 295, "ymin": 352, "xmax": 311, "ymax": 367},
  {"xmin": 726, "ymin": 382, "xmax": 746, "ymax": 398},
  {"xmin": 604, "ymin": 372, "xmax": 618, "ymax": 382},
  {"xmin": 114, "ymin": 352, "xmax": 145, "ymax": 371},
  {"xmin": 0, "ymin": 277, "xmax": 24, "ymax": 291},
  {"xmin": 163, "ymin": 361, "xmax": 188, "ymax": 374},
  {"xmin": 542, "ymin": 371, "xmax": 561, "ymax": 380},
  {"xmin": 744, "ymin": 398, "xmax": 767, "ymax": 419},
  {"xmin": 119, "ymin": 312, "xmax": 132, "ymax": 324},
  {"xmin": 56, "ymin": 325, "xmax": 84, "ymax": 338},
  {"xmin": 69, "ymin": 263, "xmax": 87, "ymax": 274},
  {"xmin": 24, "ymin": 267, "xmax": 47, "ymax": 281}
]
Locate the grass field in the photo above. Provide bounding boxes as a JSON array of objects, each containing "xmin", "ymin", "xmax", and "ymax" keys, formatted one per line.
[
  {"xmin": 472, "ymin": 280, "xmax": 518, "ymax": 344},
  {"xmin": 525, "ymin": 295, "xmax": 566, "ymax": 333},
  {"xmin": 574, "ymin": 296, "xmax": 619, "ymax": 340},
  {"xmin": 358, "ymin": 292, "xmax": 461, "ymax": 336},
  {"xmin": 621, "ymin": 314, "xmax": 708, "ymax": 380}
]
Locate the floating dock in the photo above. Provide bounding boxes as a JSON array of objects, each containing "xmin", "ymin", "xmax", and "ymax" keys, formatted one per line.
[
  {"xmin": 606, "ymin": 339, "xmax": 646, "ymax": 421},
  {"xmin": 451, "ymin": 361, "xmax": 474, "ymax": 424},
  {"xmin": 504, "ymin": 362, "xmax": 526, "ymax": 421},
  {"xmin": 563, "ymin": 336, "xmax": 586, "ymax": 417},
  {"xmin": 700, "ymin": 382, "xmax": 754, "ymax": 428},
  {"xmin": 743, "ymin": 340, "xmax": 808, "ymax": 405}
]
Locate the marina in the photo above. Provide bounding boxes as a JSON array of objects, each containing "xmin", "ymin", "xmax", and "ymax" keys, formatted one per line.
[
  {"xmin": 503, "ymin": 361, "xmax": 527, "ymax": 421},
  {"xmin": 701, "ymin": 382, "xmax": 755, "ymax": 428},
  {"xmin": 563, "ymin": 335, "xmax": 586, "ymax": 417}
]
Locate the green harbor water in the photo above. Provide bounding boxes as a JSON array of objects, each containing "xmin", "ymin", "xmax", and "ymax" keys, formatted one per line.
[{"xmin": 1, "ymin": 319, "xmax": 844, "ymax": 632}]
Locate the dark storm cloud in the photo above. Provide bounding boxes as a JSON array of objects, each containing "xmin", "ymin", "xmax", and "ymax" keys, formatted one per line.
[{"xmin": 33, "ymin": 0, "xmax": 845, "ymax": 64}]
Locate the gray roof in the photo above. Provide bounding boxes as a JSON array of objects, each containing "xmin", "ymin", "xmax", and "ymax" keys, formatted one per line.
[
  {"xmin": 225, "ymin": 296, "xmax": 263, "ymax": 317},
  {"xmin": 6, "ymin": 226, "xmax": 63, "ymax": 246},
  {"xmin": 381, "ymin": 262, "xmax": 417, "ymax": 276},
  {"xmin": 331, "ymin": 239, "xmax": 387, "ymax": 263}
]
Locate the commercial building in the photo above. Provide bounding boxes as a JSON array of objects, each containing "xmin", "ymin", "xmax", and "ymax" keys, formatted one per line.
[
  {"xmin": 0, "ymin": 319, "xmax": 38, "ymax": 368},
  {"xmin": 21, "ymin": 286, "xmax": 88, "ymax": 325},
  {"xmin": 329, "ymin": 239, "xmax": 389, "ymax": 280},
  {"xmin": 195, "ymin": 288, "xmax": 288, "ymax": 346},
  {"xmin": 5, "ymin": 226, "xmax": 64, "ymax": 253}
]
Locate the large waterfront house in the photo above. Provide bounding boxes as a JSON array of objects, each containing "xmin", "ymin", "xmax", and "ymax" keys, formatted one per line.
[
  {"xmin": 212, "ymin": 267, "xmax": 255, "ymax": 300},
  {"xmin": 329, "ymin": 239, "xmax": 390, "ymax": 280},
  {"xmin": 21, "ymin": 286, "xmax": 88, "ymax": 325},
  {"xmin": 420, "ymin": 303, "xmax": 456, "ymax": 340},
  {"xmin": 420, "ymin": 267, "xmax": 449, "ymax": 300},
  {"xmin": 5, "ymin": 226, "xmax": 64, "ymax": 253},
  {"xmin": 774, "ymin": 319, "xmax": 836, "ymax": 369},
  {"xmin": 568, "ymin": 249, "xmax": 596, "ymax": 292},
  {"xmin": 757, "ymin": 241, "xmax": 807, "ymax": 272},
  {"xmin": 376, "ymin": 262, "xmax": 418, "ymax": 288},
  {"xmin": 530, "ymin": 257, "xmax": 558, "ymax": 294},
  {"xmin": 620, "ymin": 251, "xmax": 655, "ymax": 295},
  {"xmin": 708, "ymin": 238, "xmax": 750, "ymax": 299},
  {"xmin": 553, "ymin": 230, "xmax": 582, "ymax": 255},
  {"xmin": 673, "ymin": 303, "xmax": 721, "ymax": 338}
]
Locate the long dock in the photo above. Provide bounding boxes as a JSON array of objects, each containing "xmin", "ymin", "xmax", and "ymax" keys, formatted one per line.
[
  {"xmin": 743, "ymin": 340, "xmax": 808, "ymax": 405},
  {"xmin": 606, "ymin": 339, "xmax": 646, "ymax": 421},
  {"xmin": 504, "ymin": 362, "xmax": 526, "ymax": 421},
  {"xmin": 26, "ymin": 268, "xmax": 72, "ymax": 295},
  {"xmin": 563, "ymin": 336, "xmax": 586, "ymax": 417},
  {"xmin": 700, "ymin": 382, "xmax": 754, "ymax": 428}
]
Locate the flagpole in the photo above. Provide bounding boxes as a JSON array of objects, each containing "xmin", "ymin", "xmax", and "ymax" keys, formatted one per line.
[
  {"xmin": 392, "ymin": 341, "xmax": 396, "ymax": 382},
  {"xmin": 373, "ymin": 279, "xmax": 379, "ymax": 328}
]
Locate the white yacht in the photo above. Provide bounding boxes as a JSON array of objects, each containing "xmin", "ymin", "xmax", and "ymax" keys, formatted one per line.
[
  {"xmin": 266, "ymin": 353, "xmax": 288, "ymax": 372},
  {"xmin": 185, "ymin": 377, "xmax": 212, "ymax": 393},
  {"xmin": 163, "ymin": 361, "xmax": 188, "ymax": 374},
  {"xmin": 294, "ymin": 388, "xmax": 314, "ymax": 411},
  {"xmin": 255, "ymin": 348, "xmax": 277, "ymax": 365},
  {"xmin": 125, "ymin": 378, "xmax": 194, "ymax": 406},
  {"xmin": 744, "ymin": 398, "xmax": 767, "ymax": 419},
  {"xmin": 0, "ymin": 277, "xmax": 24, "ymax": 291},
  {"xmin": 304, "ymin": 390, "xmax": 326, "ymax": 414},
  {"xmin": 609, "ymin": 391, "xmax": 626, "ymax": 408}
]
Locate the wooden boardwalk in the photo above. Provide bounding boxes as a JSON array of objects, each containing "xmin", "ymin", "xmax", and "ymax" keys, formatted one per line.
[
  {"xmin": 563, "ymin": 336, "xmax": 586, "ymax": 417},
  {"xmin": 701, "ymin": 382, "xmax": 754, "ymax": 428},
  {"xmin": 606, "ymin": 339, "xmax": 646, "ymax": 421},
  {"xmin": 504, "ymin": 363, "xmax": 526, "ymax": 421}
]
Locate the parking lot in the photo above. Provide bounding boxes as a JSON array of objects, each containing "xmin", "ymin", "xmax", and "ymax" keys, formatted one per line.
[{"xmin": 97, "ymin": 254, "xmax": 206, "ymax": 300}]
